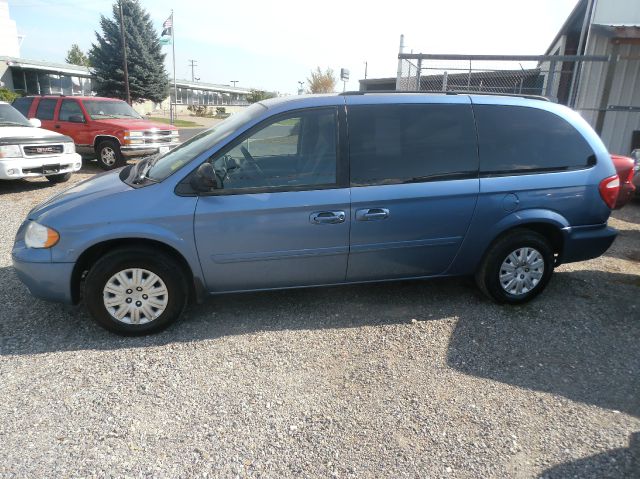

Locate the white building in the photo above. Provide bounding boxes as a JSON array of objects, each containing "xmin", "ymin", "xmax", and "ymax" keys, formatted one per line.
[{"xmin": 0, "ymin": 1, "xmax": 20, "ymax": 58}]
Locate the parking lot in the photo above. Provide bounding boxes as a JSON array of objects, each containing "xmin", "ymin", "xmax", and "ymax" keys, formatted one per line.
[{"xmin": 1, "ymin": 164, "xmax": 639, "ymax": 478}]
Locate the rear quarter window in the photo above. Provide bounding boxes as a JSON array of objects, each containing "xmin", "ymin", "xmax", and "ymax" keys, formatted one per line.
[
  {"xmin": 474, "ymin": 105, "xmax": 595, "ymax": 175},
  {"xmin": 12, "ymin": 97, "xmax": 34, "ymax": 117},
  {"xmin": 348, "ymin": 103, "xmax": 478, "ymax": 186}
]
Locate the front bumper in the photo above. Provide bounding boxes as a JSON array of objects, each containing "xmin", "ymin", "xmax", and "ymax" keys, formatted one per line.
[
  {"xmin": 560, "ymin": 224, "xmax": 617, "ymax": 264},
  {"xmin": 0, "ymin": 153, "xmax": 82, "ymax": 180},
  {"xmin": 120, "ymin": 142, "xmax": 180, "ymax": 158},
  {"xmin": 12, "ymin": 256, "xmax": 75, "ymax": 304}
]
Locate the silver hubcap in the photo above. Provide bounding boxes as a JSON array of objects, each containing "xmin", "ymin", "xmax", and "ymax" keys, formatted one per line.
[
  {"xmin": 101, "ymin": 147, "xmax": 116, "ymax": 166},
  {"xmin": 499, "ymin": 247, "xmax": 545, "ymax": 296},
  {"xmin": 103, "ymin": 268, "xmax": 169, "ymax": 324}
]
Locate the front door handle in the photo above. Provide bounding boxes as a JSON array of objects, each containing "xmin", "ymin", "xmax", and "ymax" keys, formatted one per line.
[
  {"xmin": 356, "ymin": 208, "xmax": 390, "ymax": 221},
  {"xmin": 310, "ymin": 211, "xmax": 346, "ymax": 225}
]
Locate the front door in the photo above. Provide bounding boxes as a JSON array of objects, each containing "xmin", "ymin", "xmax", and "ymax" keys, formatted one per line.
[
  {"xmin": 194, "ymin": 106, "xmax": 350, "ymax": 292},
  {"xmin": 55, "ymin": 99, "xmax": 89, "ymax": 143},
  {"xmin": 345, "ymin": 99, "xmax": 480, "ymax": 281}
]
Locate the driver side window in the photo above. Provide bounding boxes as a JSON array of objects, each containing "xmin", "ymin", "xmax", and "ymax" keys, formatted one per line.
[{"xmin": 210, "ymin": 108, "xmax": 337, "ymax": 191}]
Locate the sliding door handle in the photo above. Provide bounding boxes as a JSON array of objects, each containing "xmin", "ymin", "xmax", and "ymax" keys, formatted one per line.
[{"xmin": 355, "ymin": 208, "xmax": 390, "ymax": 221}]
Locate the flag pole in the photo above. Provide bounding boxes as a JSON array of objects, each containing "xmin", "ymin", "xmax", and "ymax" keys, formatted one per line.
[{"xmin": 171, "ymin": 9, "xmax": 176, "ymax": 125}]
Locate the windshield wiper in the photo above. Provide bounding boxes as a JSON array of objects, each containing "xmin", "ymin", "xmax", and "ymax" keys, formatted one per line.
[{"xmin": 132, "ymin": 155, "xmax": 161, "ymax": 184}]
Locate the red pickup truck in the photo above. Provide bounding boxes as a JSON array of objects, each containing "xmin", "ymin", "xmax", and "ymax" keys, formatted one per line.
[{"xmin": 13, "ymin": 96, "xmax": 180, "ymax": 170}]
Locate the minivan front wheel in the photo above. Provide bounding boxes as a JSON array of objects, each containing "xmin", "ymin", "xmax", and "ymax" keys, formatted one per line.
[
  {"xmin": 84, "ymin": 248, "xmax": 188, "ymax": 335},
  {"xmin": 476, "ymin": 229, "xmax": 554, "ymax": 304}
]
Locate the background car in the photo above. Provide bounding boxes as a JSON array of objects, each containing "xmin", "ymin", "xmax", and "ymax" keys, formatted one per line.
[
  {"xmin": 13, "ymin": 95, "xmax": 180, "ymax": 170},
  {"xmin": 631, "ymin": 149, "xmax": 640, "ymax": 196},
  {"xmin": 611, "ymin": 154, "xmax": 636, "ymax": 208},
  {"xmin": 0, "ymin": 101, "xmax": 81, "ymax": 183}
]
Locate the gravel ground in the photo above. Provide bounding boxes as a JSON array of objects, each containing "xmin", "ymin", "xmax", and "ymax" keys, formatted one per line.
[{"xmin": 1, "ymin": 165, "xmax": 639, "ymax": 478}]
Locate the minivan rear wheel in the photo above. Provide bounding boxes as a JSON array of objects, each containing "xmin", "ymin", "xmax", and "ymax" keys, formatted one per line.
[
  {"xmin": 476, "ymin": 229, "xmax": 554, "ymax": 304},
  {"xmin": 84, "ymin": 247, "xmax": 188, "ymax": 335}
]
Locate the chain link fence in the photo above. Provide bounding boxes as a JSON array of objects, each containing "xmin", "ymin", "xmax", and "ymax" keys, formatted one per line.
[{"xmin": 396, "ymin": 54, "xmax": 609, "ymax": 105}]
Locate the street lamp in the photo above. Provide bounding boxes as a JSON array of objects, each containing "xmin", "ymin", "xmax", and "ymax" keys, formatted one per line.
[
  {"xmin": 297, "ymin": 81, "xmax": 304, "ymax": 95},
  {"xmin": 231, "ymin": 80, "xmax": 239, "ymax": 87}
]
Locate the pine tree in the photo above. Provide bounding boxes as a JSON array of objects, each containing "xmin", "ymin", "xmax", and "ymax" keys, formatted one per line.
[
  {"xmin": 65, "ymin": 44, "xmax": 91, "ymax": 67},
  {"xmin": 89, "ymin": 0, "xmax": 169, "ymax": 103}
]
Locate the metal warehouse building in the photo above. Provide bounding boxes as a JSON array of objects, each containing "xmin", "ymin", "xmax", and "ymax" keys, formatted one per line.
[{"xmin": 547, "ymin": 0, "xmax": 640, "ymax": 155}]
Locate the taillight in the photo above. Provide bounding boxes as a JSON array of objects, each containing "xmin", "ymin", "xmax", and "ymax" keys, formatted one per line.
[{"xmin": 598, "ymin": 175, "xmax": 620, "ymax": 209}]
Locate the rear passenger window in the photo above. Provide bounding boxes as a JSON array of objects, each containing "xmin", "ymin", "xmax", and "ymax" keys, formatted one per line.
[
  {"xmin": 12, "ymin": 97, "xmax": 33, "ymax": 117},
  {"xmin": 348, "ymin": 104, "xmax": 478, "ymax": 186},
  {"xmin": 474, "ymin": 105, "xmax": 595, "ymax": 174},
  {"xmin": 35, "ymin": 99, "xmax": 58, "ymax": 121}
]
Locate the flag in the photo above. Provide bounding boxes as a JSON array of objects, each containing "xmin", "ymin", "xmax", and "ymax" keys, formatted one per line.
[
  {"xmin": 159, "ymin": 36, "xmax": 172, "ymax": 45},
  {"xmin": 161, "ymin": 15, "xmax": 172, "ymax": 37}
]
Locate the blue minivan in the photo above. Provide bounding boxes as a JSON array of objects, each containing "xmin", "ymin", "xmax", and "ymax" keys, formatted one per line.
[{"xmin": 12, "ymin": 93, "xmax": 620, "ymax": 334}]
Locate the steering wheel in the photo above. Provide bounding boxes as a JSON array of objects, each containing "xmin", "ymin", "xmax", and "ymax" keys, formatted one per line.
[{"xmin": 239, "ymin": 145, "xmax": 272, "ymax": 186}]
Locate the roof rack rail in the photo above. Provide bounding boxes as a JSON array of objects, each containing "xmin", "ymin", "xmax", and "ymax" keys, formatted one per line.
[{"xmin": 341, "ymin": 90, "xmax": 551, "ymax": 102}]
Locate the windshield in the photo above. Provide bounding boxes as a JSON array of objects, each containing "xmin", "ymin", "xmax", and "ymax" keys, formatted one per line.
[
  {"xmin": 83, "ymin": 100, "xmax": 143, "ymax": 120},
  {"xmin": 146, "ymin": 103, "xmax": 268, "ymax": 182},
  {"xmin": 0, "ymin": 104, "xmax": 31, "ymax": 127}
]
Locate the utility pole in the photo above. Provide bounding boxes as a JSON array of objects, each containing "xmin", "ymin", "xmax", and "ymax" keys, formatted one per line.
[
  {"xmin": 364, "ymin": 61, "xmax": 368, "ymax": 79},
  {"xmin": 118, "ymin": 0, "xmax": 131, "ymax": 105},
  {"xmin": 297, "ymin": 81, "xmax": 304, "ymax": 95},
  {"xmin": 230, "ymin": 80, "xmax": 238, "ymax": 87},
  {"xmin": 188, "ymin": 59, "xmax": 198, "ymax": 82}
]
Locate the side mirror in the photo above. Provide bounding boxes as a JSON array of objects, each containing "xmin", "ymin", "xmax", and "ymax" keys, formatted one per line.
[
  {"xmin": 68, "ymin": 114, "xmax": 85, "ymax": 123},
  {"xmin": 190, "ymin": 163, "xmax": 222, "ymax": 192},
  {"xmin": 29, "ymin": 118, "xmax": 41, "ymax": 128}
]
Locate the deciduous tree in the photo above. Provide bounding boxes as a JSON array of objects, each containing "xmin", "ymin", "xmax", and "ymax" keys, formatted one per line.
[
  {"xmin": 307, "ymin": 67, "xmax": 336, "ymax": 93},
  {"xmin": 65, "ymin": 44, "xmax": 91, "ymax": 67}
]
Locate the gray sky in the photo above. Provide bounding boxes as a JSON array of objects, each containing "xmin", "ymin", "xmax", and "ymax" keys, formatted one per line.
[{"xmin": 9, "ymin": 0, "xmax": 579, "ymax": 94}]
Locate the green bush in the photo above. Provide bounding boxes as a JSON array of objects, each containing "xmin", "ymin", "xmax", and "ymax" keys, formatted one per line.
[{"xmin": 0, "ymin": 88, "xmax": 19, "ymax": 102}]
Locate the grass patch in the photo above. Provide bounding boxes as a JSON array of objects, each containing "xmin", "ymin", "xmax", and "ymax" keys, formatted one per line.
[{"xmin": 148, "ymin": 117, "xmax": 203, "ymax": 127}]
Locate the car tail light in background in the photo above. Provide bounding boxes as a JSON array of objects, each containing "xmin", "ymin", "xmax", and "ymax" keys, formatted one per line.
[{"xmin": 599, "ymin": 175, "xmax": 620, "ymax": 209}]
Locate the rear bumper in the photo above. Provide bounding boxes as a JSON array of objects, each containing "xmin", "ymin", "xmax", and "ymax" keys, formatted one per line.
[{"xmin": 560, "ymin": 224, "xmax": 617, "ymax": 264}]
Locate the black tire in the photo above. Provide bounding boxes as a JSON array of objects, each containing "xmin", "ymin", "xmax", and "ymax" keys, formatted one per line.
[
  {"xmin": 84, "ymin": 247, "xmax": 188, "ymax": 335},
  {"xmin": 46, "ymin": 172, "xmax": 72, "ymax": 183},
  {"xmin": 475, "ymin": 229, "xmax": 554, "ymax": 304},
  {"xmin": 96, "ymin": 139, "xmax": 124, "ymax": 170}
]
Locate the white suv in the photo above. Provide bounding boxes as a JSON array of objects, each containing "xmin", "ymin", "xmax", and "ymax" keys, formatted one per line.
[{"xmin": 0, "ymin": 101, "xmax": 81, "ymax": 183}]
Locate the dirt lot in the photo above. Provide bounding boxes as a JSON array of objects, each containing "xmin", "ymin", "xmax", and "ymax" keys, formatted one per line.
[{"xmin": 1, "ymin": 164, "xmax": 639, "ymax": 478}]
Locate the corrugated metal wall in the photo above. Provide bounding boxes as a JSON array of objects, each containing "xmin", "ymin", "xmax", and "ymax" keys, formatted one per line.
[{"xmin": 574, "ymin": 32, "xmax": 640, "ymax": 155}]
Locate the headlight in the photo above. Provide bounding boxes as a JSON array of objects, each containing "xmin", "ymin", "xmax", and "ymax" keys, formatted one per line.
[
  {"xmin": 63, "ymin": 142, "xmax": 76, "ymax": 154},
  {"xmin": 0, "ymin": 145, "xmax": 22, "ymax": 159},
  {"xmin": 25, "ymin": 221, "xmax": 60, "ymax": 249}
]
